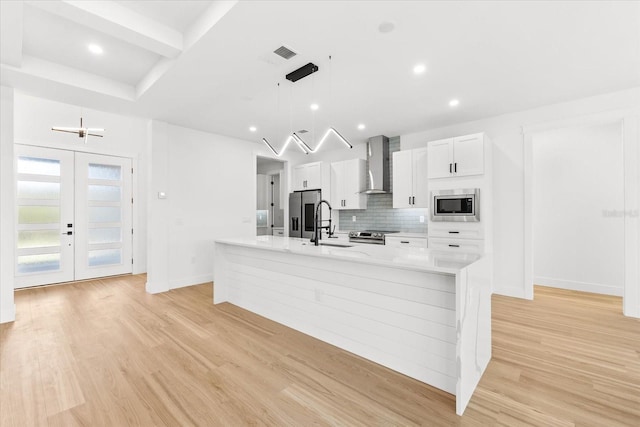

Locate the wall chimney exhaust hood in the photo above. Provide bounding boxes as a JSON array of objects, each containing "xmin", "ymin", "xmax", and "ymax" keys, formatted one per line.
[{"xmin": 363, "ymin": 135, "xmax": 390, "ymax": 194}]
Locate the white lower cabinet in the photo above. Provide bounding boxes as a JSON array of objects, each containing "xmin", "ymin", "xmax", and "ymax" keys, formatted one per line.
[
  {"xmin": 272, "ymin": 227, "xmax": 284, "ymax": 236},
  {"xmin": 385, "ymin": 236, "xmax": 428, "ymax": 248},
  {"xmin": 427, "ymin": 223, "xmax": 484, "ymax": 240},
  {"xmin": 428, "ymin": 237, "xmax": 483, "ymax": 255}
]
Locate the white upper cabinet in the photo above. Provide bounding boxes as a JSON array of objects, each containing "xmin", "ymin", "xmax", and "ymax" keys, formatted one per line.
[
  {"xmin": 393, "ymin": 147, "xmax": 429, "ymax": 208},
  {"xmin": 331, "ymin": 158, "xmax": 367, "ymax": 210},
  {"xmin": 292, "ymin": 161, "xmax": 322, "ymax": 191},
  {"xmin": 427, "ymin": 133, "xmax": 484, "ymax": 179}
]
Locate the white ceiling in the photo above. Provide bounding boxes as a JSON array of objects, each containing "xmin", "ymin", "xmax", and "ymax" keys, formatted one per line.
[{"xmin": 2, "ymin": 1, "xmax": 639, "ymax": 148}]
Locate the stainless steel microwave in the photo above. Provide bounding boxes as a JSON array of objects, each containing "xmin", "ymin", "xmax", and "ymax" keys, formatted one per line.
[{"xmin": 431, "ymin": 189, "xmax": 480, "ymax": 222}]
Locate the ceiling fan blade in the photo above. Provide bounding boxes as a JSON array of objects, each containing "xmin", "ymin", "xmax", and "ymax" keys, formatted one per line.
[
  {"xmin": 52, "ymin": 128, "xmax": 81, "ymax": 134},
  {"xmin": 86, "ymin": 128, "xmax": 104, "ymax": 132},
  {"xmin": 87, "ymin": 133, "xmax": 104, "ymax": 137}
]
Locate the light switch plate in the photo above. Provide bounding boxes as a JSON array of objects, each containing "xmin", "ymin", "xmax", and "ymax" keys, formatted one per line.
[
  {"xmin": 352, "ymin": 216, "xmax": 356, "ymax": 222},
  {"xmin": 420, "ymin": 215, "xmax": 425, "ymax": 223}
]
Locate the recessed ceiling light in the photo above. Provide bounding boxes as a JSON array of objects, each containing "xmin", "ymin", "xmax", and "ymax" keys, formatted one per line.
[
  {"xmin": 378, "ymin": 21, "xmax": 396, "ymax": 33},
  {"xmin": 413, "ymin": 64, "xmax": 426, "ymax": 75},
  {"xmin": 357, "ymin": 124, "xmax": 366, "ymax": 130},
  {"xmin": 449, "ymin": 99, "xmax": 460, "ymax": 107},
  {"xmin": 88, "ymin": 43, "xmax": 103, "ymax": 55},
  {"xmin": 310, "ymin": 103, "xmax": 319, "ymax": 111},
  {"xmin": 249, "ymin": 126, "xmax": 257, "ymax": 132}
]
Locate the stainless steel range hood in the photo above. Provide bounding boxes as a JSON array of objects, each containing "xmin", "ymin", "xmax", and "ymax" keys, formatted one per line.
[{"xmin": 363, "ymin": 135, "xmax": 390, "ymax": 194}]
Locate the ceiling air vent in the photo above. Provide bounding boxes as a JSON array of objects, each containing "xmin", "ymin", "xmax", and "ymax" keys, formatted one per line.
[{"xmin": 274, "ymin": 45, "xmax": 297, "ymax": 60}]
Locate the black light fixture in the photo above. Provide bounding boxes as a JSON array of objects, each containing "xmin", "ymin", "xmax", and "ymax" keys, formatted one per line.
[{"xmin": 262, "ymin": 56, "xmax": 353, "ymax": 156}]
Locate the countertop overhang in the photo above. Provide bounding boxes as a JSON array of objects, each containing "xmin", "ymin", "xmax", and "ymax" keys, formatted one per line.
[{"xmin": 215, "ymin": 236, "xmax": 481, "ymax": 275}]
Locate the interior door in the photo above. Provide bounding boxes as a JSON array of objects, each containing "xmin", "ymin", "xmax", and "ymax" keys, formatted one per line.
[
  {"xmin": 15, "ymin": 145, "xmax": 75, "ymax": 288},
  {"xmin": 74, "ymin": 153, "xmax": 132, "ymax": 280}
]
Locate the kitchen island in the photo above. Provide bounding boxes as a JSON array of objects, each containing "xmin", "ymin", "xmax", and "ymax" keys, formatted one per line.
[{"xmin": 213, "ymin": 236, "xmax": 492, "ymax": 415}]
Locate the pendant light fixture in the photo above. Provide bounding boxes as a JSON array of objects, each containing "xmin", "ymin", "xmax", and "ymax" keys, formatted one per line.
[
  {"xmin": 261, "ymin": 55, "xmax": 352, "ymax": 156},
  {"xmin": 262, "ymin": 82, "xmax": 309, "ymax": 156}
]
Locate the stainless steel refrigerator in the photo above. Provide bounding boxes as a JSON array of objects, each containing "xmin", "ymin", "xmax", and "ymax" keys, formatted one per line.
[{"xmin": 289, "ymin": 190, "xmax": 321, "ymax": 239}]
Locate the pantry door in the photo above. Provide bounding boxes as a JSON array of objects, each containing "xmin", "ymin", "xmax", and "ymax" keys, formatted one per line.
[
  {"xmin": 74, "ymin": 153, "xmax": 132, "ymax": 280},
  {"xmin": 15, "ymin": 146, "xmax": 133, "ymax": 288},
  {"xmin": 15, "ymin": 145, "xmax": 75, "ymax": 288}
]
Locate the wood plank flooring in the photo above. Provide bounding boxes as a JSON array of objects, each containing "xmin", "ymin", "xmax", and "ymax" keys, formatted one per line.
[{"xmin": 1, "ymin": 276, "xmax": 638, "ymax": 426}]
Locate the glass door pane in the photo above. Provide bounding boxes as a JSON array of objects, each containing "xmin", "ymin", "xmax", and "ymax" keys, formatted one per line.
[
  {"xmin": 15, "ymin": 145, "xmax": 75, "ymax": 288},
  {"xmin": 74, "ymin": 153, "xmax": 132, "ymax": 280}
]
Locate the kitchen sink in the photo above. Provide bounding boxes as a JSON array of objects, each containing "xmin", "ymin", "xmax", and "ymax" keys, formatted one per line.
[{"xmin": 319, "ymin": 242, "xmax": 353, "ymax": 248}]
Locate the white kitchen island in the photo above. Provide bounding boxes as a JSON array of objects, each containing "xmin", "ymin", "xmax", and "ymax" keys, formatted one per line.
[{"xmin": 213, "ymin": 236, "xmax": 492, "ymax": 415}]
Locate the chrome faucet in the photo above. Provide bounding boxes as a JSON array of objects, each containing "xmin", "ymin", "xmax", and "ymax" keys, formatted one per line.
[{"xmin": 311, "ymin": 200, "xmax": 333, "ymax": 246}]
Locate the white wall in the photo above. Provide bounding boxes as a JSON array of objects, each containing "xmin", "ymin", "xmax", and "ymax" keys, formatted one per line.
[
  {"xmin": 146, "ymin": 122, "xmax": 289, "ymax": 291},
  {"xmin": 400, "ymin": 87, "xmax": 640, "ymax": 301},
  {"xmin": 0, "ymin": 86, "xmax": 15, "ymax": 323},
  {"xmin": 533, "ymin": 123, "xmax": 624, "ymax": 295},
  {"xmin": 13, "ymin": 93, "xmax": 149, "ymax": 274}
]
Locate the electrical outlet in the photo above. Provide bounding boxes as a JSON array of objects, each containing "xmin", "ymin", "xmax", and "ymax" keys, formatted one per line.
[
  {"xmin": 419, "ymin": 215, "xmax": 425, "ymax": 223},
  {"xmin": 352, "ymin": 216, "xmax": 356, "ymax": 222}
]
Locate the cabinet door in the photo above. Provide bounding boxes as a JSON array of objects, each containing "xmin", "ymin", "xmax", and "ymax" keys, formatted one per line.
[
  {"xmin": 305, "ymin": 162, "xmax": 322, "ymax": 190},
  {"xmin": 453, "ymin": 134, "xmax": 483, "ymax": 177},
  {"xmin": 343, "ymin": 159, "xmax": 367, "ymax": 209},
  {"xmin": 412, "ymin": 148, "xmax": 429, "ymax": 208},
  {"xmin": 330, "ymin": 161, "xmax": 345, "ymax": 209},
  {"xmin": 292, "ymin": 165, "xmax": 307, "ymax": 191},
  {"xmin": 427, "ymin": 138, "xmax": 454, "ymax": 179},
  {"xmin": 392, "ymin": 151, "xmax": 413, "ymax": 208}
]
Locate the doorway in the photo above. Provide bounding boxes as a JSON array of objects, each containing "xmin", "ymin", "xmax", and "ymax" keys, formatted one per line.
[
  {"xmin": 531, "ymin": 122, "xmax": 624, "ymax": 296},
  {"xmin": 523, "ymin": 111, "xmax": 640, "ymax": 318},
  {"xmin": 15, "ymin": 145, "xmax": 133, "ymax": 288},
  {"xmin": 256, "ymin": 157, "xmax": 285, "ymax": 236}
]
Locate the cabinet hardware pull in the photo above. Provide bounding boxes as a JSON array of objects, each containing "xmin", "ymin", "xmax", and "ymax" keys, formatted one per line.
[
  {"xmin": 412, "ymin": 196, "xmax": 415, "ymax": 205},
  {"xmin": 408, "ymin": 196, "xmax": 411, "ymax": 205},
  {"xmin": 454, "ymin": 163, "xmax": 457, "ymax": 173},
  {"xmin": 449, "ymin": 163, "xmax": 452, "ymax": 173},
  {"xmin": 449, "ymin": 231, "xmax": 459, "ymax": 234},
  {"xmin": 448, "ymin": 244, "xmax": 460, "ymax": 248},
  {"xmin": 401, "ymin": 241, "xmax": 410, "ymax": 244}
]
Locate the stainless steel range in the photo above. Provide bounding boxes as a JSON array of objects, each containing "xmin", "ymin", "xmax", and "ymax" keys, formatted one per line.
[{"xmin": 348, "ymin": 230, "xmax": 399, "ymax": 245}]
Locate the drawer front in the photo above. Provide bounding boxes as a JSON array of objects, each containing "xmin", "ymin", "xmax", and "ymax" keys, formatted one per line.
[
  {"xmin": 385, "ymin": 236, "xmax": 428, "ymax": 248},
  {"xmin": 428, "ymin": 237, "xmax": 483, "ymax": 254},
  {"xmin": 273, "ymin": 228, "xmax": 285, "ymax": 236},
  {"xmin": 428, "ymin": 223, "xmax": 484, "ymax": 240}
]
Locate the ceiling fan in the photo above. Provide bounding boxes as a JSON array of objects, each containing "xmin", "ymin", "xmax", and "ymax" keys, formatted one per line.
[{"xmin": 52, "ymin": 116, "xmax": 104, "ymax": 143}]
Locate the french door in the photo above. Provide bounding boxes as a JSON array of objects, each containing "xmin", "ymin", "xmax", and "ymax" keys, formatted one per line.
[{"xmin": 15, "ymin": 145, "xmax": 132, "ymax": 288}]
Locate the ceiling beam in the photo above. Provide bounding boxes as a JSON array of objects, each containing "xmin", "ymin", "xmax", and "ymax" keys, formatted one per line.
[
  {"xmin": 26, "ymin": 0, "xmax": 183, "ymax": 58},
  {"xmin": 0, "ymin": 1, "xmax": 23, "ymax": 67},
  {"xmin": 136, "ymin": 1, "xmax": 238, "ymax": 99},
  {"xmin": 1, "ymin": 55, "xmax": 136, "ymax": 101}
]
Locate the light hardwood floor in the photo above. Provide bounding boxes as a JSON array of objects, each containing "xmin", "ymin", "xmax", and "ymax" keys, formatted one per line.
[{"xmin": 1, "ymin": 276, "xmax": 639, "ymax": 426}]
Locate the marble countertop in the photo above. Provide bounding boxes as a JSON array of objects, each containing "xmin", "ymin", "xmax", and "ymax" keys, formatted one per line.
[{"xmin": 215, "ymin": 236, "xmax": 480, "ymax": 274}]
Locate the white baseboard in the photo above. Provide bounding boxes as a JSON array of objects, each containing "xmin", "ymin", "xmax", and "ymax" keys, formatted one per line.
[
  {"xmin": 0, "ymin": 304, "xmax": 16, "ymax": 323},
  {"xmin": 170, "ymin": 274, "xmax": 213, "ymax": 290},
  {"xmin": 145, "ymin": 281, "xmax": 170, "ymax": 294},
  {"xmin": 493, "ymin": 285, "xmax": 529, "ymax": 300},
  {"xmin": 534, "ymin": 276, "xmax": 623, "ymax": 297}
]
